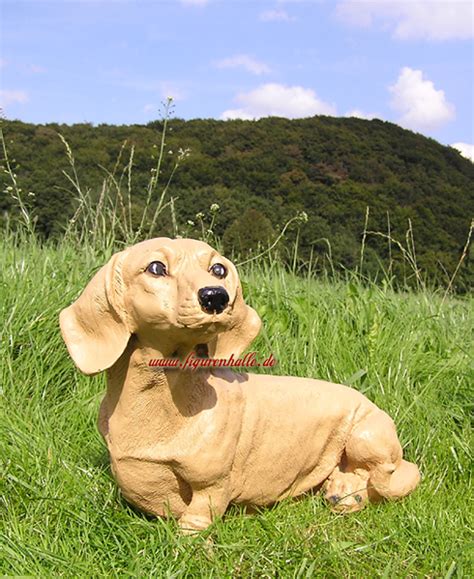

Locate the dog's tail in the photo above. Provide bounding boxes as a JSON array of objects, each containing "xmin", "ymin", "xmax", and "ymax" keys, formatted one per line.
[{"xmin": 369, "ymin": 459, "xmax": 421, "ymax": 500}]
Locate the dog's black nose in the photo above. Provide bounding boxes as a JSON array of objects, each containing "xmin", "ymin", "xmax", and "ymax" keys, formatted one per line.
[{"xmin": 198, "ymin": 286, "xmax": 229, "ymax": 314}]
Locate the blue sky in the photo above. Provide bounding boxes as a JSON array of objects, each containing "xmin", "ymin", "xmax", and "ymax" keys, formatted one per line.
[{"xmin": 1, "ymin": 0, "xmax": 473, "ymax": 157}]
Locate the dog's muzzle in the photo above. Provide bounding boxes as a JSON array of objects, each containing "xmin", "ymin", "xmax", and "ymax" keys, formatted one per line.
[{"xmin": 198, "ymin": 286, "xmax": 229, "ymax": 314}]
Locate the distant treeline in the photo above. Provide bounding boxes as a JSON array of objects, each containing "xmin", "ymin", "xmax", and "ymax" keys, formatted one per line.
[{"xmin": 1, "ymin": 116, "xmax": 473, "ymax": 289}]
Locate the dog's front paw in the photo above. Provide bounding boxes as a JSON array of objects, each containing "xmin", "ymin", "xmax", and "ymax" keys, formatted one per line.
[
  {"xmin": 324, "ymin": 471, "xmax": 369, "ymax": 513},
  {"xmin": 178, "ymin": 514, "xmax": 212, "ymax": 534}
]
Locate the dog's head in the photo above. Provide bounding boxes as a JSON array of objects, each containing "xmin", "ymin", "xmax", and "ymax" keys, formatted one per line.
[{"xmin": 59, "ymin": 238, "xmax": 261, "ymax": 375}]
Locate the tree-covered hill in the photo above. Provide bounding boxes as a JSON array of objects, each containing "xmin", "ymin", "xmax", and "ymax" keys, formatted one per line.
[{"xmin": 1, "ymin": 116, "xmax": 473, "ymax": 287}]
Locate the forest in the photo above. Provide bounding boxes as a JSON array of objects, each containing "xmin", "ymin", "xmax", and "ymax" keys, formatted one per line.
[{"xmin": 1, "ymin": 115, "xmax": 473, "ymax": 289}]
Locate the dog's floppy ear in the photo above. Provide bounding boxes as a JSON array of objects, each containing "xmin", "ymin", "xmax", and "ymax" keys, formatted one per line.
[
  {"xmin": 59, "ymin": 250, "xmax": 131, "ymax": 375},
  {"xmin": 208, "ymin": 283, "xmax": 261, "ymax": 359}
]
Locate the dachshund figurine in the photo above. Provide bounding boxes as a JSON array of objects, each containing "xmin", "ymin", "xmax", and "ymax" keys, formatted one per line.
[{"xmin": 60, "ymin": 238, "xmax": 420, "ymax": 532}]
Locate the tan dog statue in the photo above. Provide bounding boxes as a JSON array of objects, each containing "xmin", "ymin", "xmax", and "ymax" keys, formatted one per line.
[{"xmin": 60, "ymin": 238, "xmax": 420, "ymax": 532}]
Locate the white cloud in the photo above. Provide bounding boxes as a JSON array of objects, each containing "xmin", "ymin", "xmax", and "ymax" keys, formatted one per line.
[
  {"xmin": 389, "ymin": 67, "xmax": 455, "ymax": 131},
  {"xmin": 215, "ymin": 54, "xmax": 271, "ymax": 75},
  {"xmin": 335, "ymin": 0, "xmax": 473, "ymax": 41},
  {"xmin": 259, "ymin": 9, "xmax": 294, "ymax": 22},
  {"xmin": 451, "ymin": 142, "xmax": 474, "ymax": 162},
  {"xmin": 345, "ymin": 108, "xmax": 379, "ymax": 120},
  {"xmin": 179, "ymin": 0, "xmax": 209, "ymax": 5},
  {"xmin": 221, "ymin": 83, "xmax": 336, "ymax": 120},
  {"xmin": 222, "ymin": 109, "xmax": 255, "ymax": 121},
  {"xmin": 0, "ymin": 90, "xmax": 29, "ymax": 107}
]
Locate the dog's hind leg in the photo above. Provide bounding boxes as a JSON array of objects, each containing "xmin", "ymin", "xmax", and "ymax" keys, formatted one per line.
[
  {"xmin": 325, "ymin": 409, "xmax": 420, "ymax": 512},
  {"xmin": 345, "ymin": 409, "xmax": 420, "ymax": 502}
]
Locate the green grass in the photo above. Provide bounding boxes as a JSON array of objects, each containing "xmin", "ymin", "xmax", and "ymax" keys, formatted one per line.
[{"xmin": 1, "ymin": 236, "xmax": 473, "ymax": 577}]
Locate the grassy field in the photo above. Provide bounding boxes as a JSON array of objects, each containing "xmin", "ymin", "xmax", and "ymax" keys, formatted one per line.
[{"xmin": 1, "ymin": 234, "xmax": 472, "ymax": 577}]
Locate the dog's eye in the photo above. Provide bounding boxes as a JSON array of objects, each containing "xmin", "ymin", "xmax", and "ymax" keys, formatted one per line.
[
  {"xmin": 147, "ymin": 261, "xmax": 167, "ymax": 276},
  {"xmin": 210, "ymin": 263, "xmax": 227, "ymax": 279}
]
